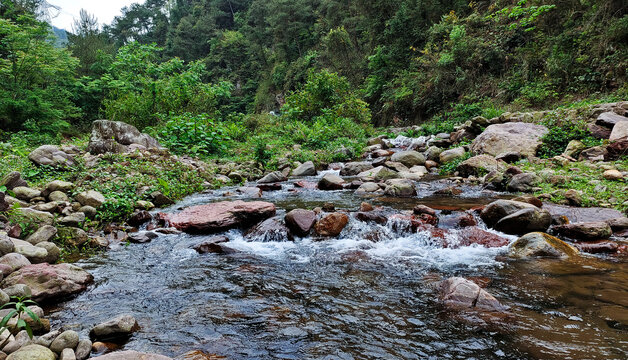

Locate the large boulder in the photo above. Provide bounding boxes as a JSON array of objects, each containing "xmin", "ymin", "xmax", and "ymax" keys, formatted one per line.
[
  {"xmin": 509, "ymin": 232, "xmax": 579, "ymax": 259},
  {"xmin": 50, "ymin": 330, "xmax": 79, "ymax": 353},
  {"xmin": 0, "ymin": 172, "xmax": 27, "ymax": 190},
  {"xmin": 390, "ymin": 151, "xmax": 425, "ymax": 167},
  {"xmin": 13, "ymin": 208, "xmax": 54, "ymax": 226},
  {"xmin": 258, "ymin": 171, "xmax": 287, "ymax": 184},
  {"xmin": 439, "ymin": 147, "xmax": 466, "ymax": 164},
  {"xmin": 284, "ymin": 209, "xmax": 316, "ymax": 236},
  {"xmin": 596, "ymin": 111, "xmax": 628, "ymax": 127},
  {"xmin": 90, "ymin": 314, "xmax": 139, "ymax": 341},
  {"xmin": 12, "ymin": 186, "xmax": 41, "ymax": 201},
  {"xmin": 165, "ymin": 200, "xmax": 276, "ymax": 233},
  {"xmin": 439, "ymin": 277, "xmax": 504, "ymax": 311},
  {"xmin": 291, "ymin": 161, "xmax": 316, "ymax": 177},
  {"xmin": 506, "ymin": 173, "xmax": 541, "ymax": 192},
  {"xmin": 6, "ymin": 344, "xmax": 56, "ymax": 360},
  {"xmin": 28, "ymin": 145, "xmax": 76, "ymax": 167},
  {"xmin": 383, "ymin": 179, "xmax": 416, "ymax": 197},
  {"xmin": 91, "ymin": 351, "xmax": 171, "ymax": 360},
  {"xmin": 453, "ymin": 227, "xmax": 510, "ymax": 248},
  {"xmin": 610, "ymin": 121, "xmax": 628, "ymax": 141},
  {"xmin": 1, "ymin": 263, "xmax": 93, "ymax": 302},
  {"xmin": 88, "ymin": 120, "xmax": 163, "ymax": 154},
  {"xmin": 75, "ymin": 190, "xmax": 105, "ymax": 208},
  {"xmin": 480, "ymin": 200, "xmax": 538, "ymax": 226},
  {"xmin": 552, "ymin": 221, "xmax": 612, "ymax": 241},
  {"xmin": 340, "ymin": 162, "xmax": 373, "ymax": 176},
  {"xmin": 457, "ymin": 155, "xmax": 505, "ymax": 177},
  {"xmin": 471, "ymin": 122, "xmax": 548, "ymax": 157},
  {"xmin": 314, "ymin": 212, "xmax": 349, "ymax": 237},
  {"xmin": 493, "ymin": 208, "xmax": 551, "ymax": 235},
  {"xmin": 318, "ymin": 174, "xmax": 345, "ymax": 190}
]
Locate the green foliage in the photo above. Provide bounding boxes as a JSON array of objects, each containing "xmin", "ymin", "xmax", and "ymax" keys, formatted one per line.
[
  {"xmin": 439, "ymin": 151, "xmax": 471, "ymax": 175},
  {"xmin": 0, "ymin": 296, "xmax": 41, "ymax": 338},
  {"xmin": 537, "ymin": 111, "xmax": 602, "ymax": 158}
]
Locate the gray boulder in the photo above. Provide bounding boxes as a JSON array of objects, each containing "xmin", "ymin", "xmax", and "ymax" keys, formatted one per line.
[
  {"xmin": 390, "ymin": 151, "xmax": 425, "ymax": 167},
  {"xmin": 610, "ymin": 121, "xmax": 628, "ymax": 141},
  {"xmin": 439, "ymin": 147, "xmax": 466, "ymax": 164},
  {"xmin": 383, "ymin": 179, "xmax": 416, "ymax": 197},
  {"xmin": 471, "ymin": 122, "xmax": 548, "ymax": 157},
  {"xmin": 340, "ymin": 162, "xmax": 373, "ymax": 176},
  {"xmin": 28, "ymin": 145, "xmax": 76, "ymax": 167},
  {"xmin": 258, "ymin": 171, "xmax": 287, "ymax": 184},
  {"xmin": 318, "ymin": 174, "xmax": 345, "ymax": 190},
  {"xmin": 457, "ymin": 155, "xmax": 505, "ymax": 177},
  {"xmin": 75, "ymin": 190, "xmax": 105, "ymax": 208},
  {"xmin": 439, "ymin": 277, "xmax": 504, "ymax": 311},
  {"xmin": 0, "ymin": 172, "xmax": 27, "ymax": 190},
  {"xmin": 480, "ymin": 200, "xmax": 538, "ymax": 226},
  {"xmin": 12, "ymin": 187, "xmax": 41, "ymax": 201},
  {"xmin": 493, "ymin": 208, "xmax": 551, "ymax": 235},
  {"xmin": 45, "ymin": 180, "xmax": 74, "ymax": 193},
  {"xmin": 88, "ymin": 120, "xmax": 164, "ymax": 154},
  {"xmin": 50, "ymin": 330, "xmax": 79, "ymax": 354},
  {"xmin": 507, "ymin": 173, "xmax": 541, "ymax": 192},
  {"xmin": 596, "ymin": 111, "xmax": 628, "ymax": 127},
  {"xmin": 5, "ymin": 344, "xmax": 55, "ymax": 360},
  {"xmin": 25, "ymin": 225, "xmax": 57, "ymax": 245},
  {"xmin": 90, "ymin": 314, "xmax": 140, "ymax": 340},
  {"xmin": 291, "ymin": 161, "xmax": 316, "ymax": 177},
  {"xmin": 90, "ymin": 351, "xmax": 172, "ymax": 360}
]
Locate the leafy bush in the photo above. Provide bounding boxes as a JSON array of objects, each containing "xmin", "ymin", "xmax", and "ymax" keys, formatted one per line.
[
  {"xmin": 537, "ymin": 112, "xmax": 602, "ymax": 158},
  {"xmin": 0, "ymin": 296, "xmax": 41, "ymax": 338}
]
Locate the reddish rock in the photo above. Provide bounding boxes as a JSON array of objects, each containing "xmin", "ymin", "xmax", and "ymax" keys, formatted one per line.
[
  {"xmin": 359, "ymin": 202, "xmax": 374, "ymax": 212},
  {"xmin": 413, "ymin": 204, "xmax": 437, "ymax": 217},
  {"xmin": 453, "ymin": 227, "xmax": 510, "ymax": 248},
  {"xmin": 355, "ymin": 211, "xmax": 388, "ymax": 225},
  {"xmin": 575, "ymin": 240, "xmax": 619, "ymax": 254},
  {"xmin": 314, "ymin": 212, "xmax": 349, "ymax": 237},
  {"xmin": 588, "ymin": 123, "xmax": 612, "ymax": 139},
  {"xmin": 193, "ymin": 236, "xmax": 239, "ymax": 255},
  {"xmin": 166, "ymin": 200, "xmax": 276, "ymax": 233},
  {"xmin": 256, "ymin": 183, "xmax": 282, "ymax": 191},
  {"xmin": 439, "ymin": 277, "xmax": 504, "ymax": 311},
  {"xmin": 1, "ymin": 263, "xmax": 93, "ymax": 302},
  {"xmin": 439, "ymin": 213, "xmax": 477, "ymax": 229},
  {"xmin": 285, "ymin": 209, "xmax": 316, "ymax": 236},
  {"xmin": 390, "ymin": 214, "xmax": 439, "ymax": 233},
  {"xmin": 293, "ymin": 180, "xmax": 317, "ymax": 189},
  {"xmin": 605, "ymin": 137, "xmax": 628, "ymax": 161},
  {"xmin": 552, "ymin": 221, "xmax": 612, "ymax": 241}
]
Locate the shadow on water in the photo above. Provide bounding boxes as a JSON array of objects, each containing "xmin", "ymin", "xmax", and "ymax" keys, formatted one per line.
[{"xmin": 47, "ymin": 178, "xmax": 627, "ymax": 360}]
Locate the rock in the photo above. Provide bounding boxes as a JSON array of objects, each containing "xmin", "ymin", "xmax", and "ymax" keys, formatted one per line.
[
  {"xmin": 291, "ymin": 161, "xmax": 316, "ymax": 177},
  {"xmin": 564, "ymin": 189, "xmax": 583, "ymax": 207},
  {"xmin": 603, "ymin": 169, "xmax": 623, "ymax": 180},
  {"xmin": 11, "ymin": 239, "xmax": 49, "ymax": 263},
  {"xmin": 128, "ymin": 231, "xmax": 158, "ymax": 244},
  {"xmin": 284, "ymin": 209, "xmax": 316, "ymax": 236},
  {"xmin": 384, "ymin": 161, "xmax": 408, "ymax": 173},
  {"xmin": 339, "ymin": 162, "xmax": 372, "ymax": 177},
  {"xmin": 258, "ymin": 171, "xmax": 287, "ymax": 184},
  {"xmin": 439, "ymin": 277, "xmax": 504, "ymax": 311},
  {"xmin": 383, "ymin": 179, "xmax": 416, "ymax": 197},
  {"xmin": 75, "ymin": 190, "xmax": 105, "ymax": 208},
  {"xmin": 605, "ymin": 137, "xmax": 628, "ymax": 160},
  {"xmin": 28, "ymin": 145, "xmax": 76, "ymax": 167},
  {"xmin": 45, "ymin": 180, "xmax": 74, "ymax": 193},
  {"xmin": 480, "ymin": 200, "xmax": 538, "ymax": 226},
  {"xmin": 166, "ymin": 200, "xmax": 276, "ymax": 233},
  {"xmin": 359, "ymin": 202, "xmax": 374, "ymax": 212},
  {"xmin": 0, "ymin": 172, "xmax": 27, "ymax": 190},
  {"xmin": 356, "ymin": 167, "xmax": 397, "ymax": 183},
  {"xmin": 13, "ymin": 208, "xmax": 53, "ymax": 226},
  {"xmin": 0, "ymin": 290, "xmax": 8, "ymax": 307},
  {"xmin": 3, "ymin": 284, "xmax": 31, "ymax": 298},
  {"xmin": 507, "ymin": 173, "xmax": 540, "ymax": 192},
  {"xmin": 60, "ymin": 348, "xmax": 76, "ymax": 360},
  {"xmin": 0, "ymin": 237, "xmax": 14, "ymax": 256},
  {"xmin": 610, "ymin": 121, "xmax": 628, "ymax": 141},
  {"xmin": 36, "ymin": 330, "xmax": 61, "ymax": 348},
  {"xmin": 90, "ymin": 314, "xmax": 140, "ymax": 341},
  {"xmin": 493, "ymin": 208, "xmax": 551, "ymax": 235},
  {"xmin": 607, "ymin": 217, "xmax": 628, "ymax": 231},
  {"xmin": 150, "ymin": 191, "xmax": 173, "ymax": 207},
  {"xmin": 439, "ymin": 147, "xmax": 466, "ymax": 164},
  {"xmin": 314, "ymin": 213, "xmax": 349, "ymax": 237},
  {"xmin": 457, "ymin": 155, "xmax": 505, "ymax": 177},
  {"xmin": 2, "ymin": 330, "xmax": 29, "ymax": 354},
  {"xmin": 90, "ymin": 350, "xmax": 172, "ymax": 360},
  {"xmin": 471, "ymin": 122, "xmax": 548, "ymax": 157},
  {"xmin": 317, "ymin": 174, "xmax": 345, "ymax": 190},
  {"xmin": 75, "ymin": 339, "xmax": 92, "ymax": 360},
  {"xmin": 355, "ymin": 182, "xmax": 382, "ymax": 194},
  {"xmin": 50, "ymin": 330, "xmax": 79, "ymax": 354},
  {"xmin": 0, "ymin": 253, "xmax": 30, "ymax": 272},
  {"xmin": 544, "ymin": 203, "xmax": 624, "ymax": 224},
  {"xmin": 575, "ymin": 240, "xmax": 619, "ymax": 254},
  {"xmin": 48, "ymin": 191, "xmax": 69, "ymax": 202},
  {"xmin": 245, "ymin": 217, "xmax": 293, "ymax": 242},
  {"xmin": 563, "ymin": 140, "xmax": 586, "ymax": 158},
  {"xmin": 509, "ymin": 232, "xmax": 579, "ymax": 259},
  {"xmin": 79, "ymin": 206, "xmax": 97, "ymax": 219},
  {"xmin": 424, "ymin": 146, "xmax": 443, "ymax": 162},
  {"xmin": 11, "ymin": 187, "xmax": 41, "ymax": 201},
  {"xmin": 5, "ymin": 344, "xmax": 55, "ymax": 360},
  {"xmin": 57, "ymin": 227, "xmax": 89, "ymax": 247},
  {"xmin": 58, "ymin": 212, "xmax": 86, "ymax": 227},
  {"xmin": 135, "ymin": 200, "xmax": 154, "ymax": 211},
  {"xmin": 0, "ymin": 192, "xmax": 7, "ymax": 212},
  {"xmin": 552, "ymin": 221, "xmax": 612, "ymax": 241},
  {"xmin": 588, "ymin": 123, "xmax": 612, "ymax": 139},
  {"xmin": 596, "ymin": 111, "xmax": 628, "ymax": 127},
  {"xmin": 193, "ymin": 238, "xmax": 238, "ymax": 254},
  {"xmin": 495, "ymin": 151, "xmax": 522, "ymax": 163},
  {"xmin": 127, "ymin": 210, "xmax": 152, "ymax": 226},
  {"xmin": 390, "ymin": 151, "xmax": 425, "ymax": 167},
  {"xmin": 36, "ymin": 242, "xmax": 61, "ymax": 263},
  {"xmin": 579, "ymin": 146, "xmax": 607, "ymax": 161},
  {"xmin": 1, "ymin": 263, "xmax": 93, "ymax": 302},
  {"xmin": 88, "ymin": 120, "xmax": 163, "ymax": 154}
]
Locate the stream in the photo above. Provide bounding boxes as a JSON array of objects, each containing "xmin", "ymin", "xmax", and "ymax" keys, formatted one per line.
[{"xmin": 47, "ymin": 173, "xmax": 628, "ymax": 360}]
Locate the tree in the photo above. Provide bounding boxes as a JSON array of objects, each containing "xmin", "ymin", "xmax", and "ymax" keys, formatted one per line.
[{"xmin": 68, "ymin": 9, "xmax": 115, "ymax": 76}]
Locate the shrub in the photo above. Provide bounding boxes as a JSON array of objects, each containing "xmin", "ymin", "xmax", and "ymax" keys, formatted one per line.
[{"xmin": 537, "ymin": 112, "xmax": 601, "ymax": 158}]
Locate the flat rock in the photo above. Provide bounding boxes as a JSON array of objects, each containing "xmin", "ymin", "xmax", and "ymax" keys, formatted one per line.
[
  {"xmin": 90, "ymin": 351, "xmax": 171, "ymax": 360},
  {"xmin": 552, "ymin": 221, "xmax": 612, "ymax": 241},
  {"xmin": 1, "ymin": 263, "xmax": 93, "ymax": 302},
  {"xmin": 471, "ymin": 122, "xmax": 548, "ymax": 157},
  {"xmin": 28, "ymin": 145, "xmax": 76, "ymax": 167},
  {"xmin": 166, "ymin": 200, "xmax": 276, "ymax": 233},
  {"xmin": 543, "ymin": 203, "xmax": 624, "ymax": 223}
]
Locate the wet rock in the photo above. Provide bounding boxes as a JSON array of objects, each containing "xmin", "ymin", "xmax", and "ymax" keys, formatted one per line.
[
  {"xmin": 5, "ymin": 344, "xmax": 55, "ymax": 360},
  {"xmin": 509, "ymin": 232, "xmax": 579, "ymax": 259},
  {"xmin": 0, "ymin": 253, "xmax": 30, "ymax": 272},
  {"xmin": 284, "ymin": 209, "xmax": 316, "ymax": 237},
  {"xmin": 457, "ymin": 155, "xmax": 505, "ymax": 177},
  {"xmin": 88, "ymin": 120, "xmax": 163, "ymax": 155},
  {"xmin": 235, "ymin": 186, "xmax": 262, "ymax": 198},
  {"xmin": 339, "ymin": 162, "xmax": 373, "ymax": 176},
  {"xmin": 90, "ymin": 350, "xmax": 172, "ymax": 360},
  {"xmin": 413, "ymin": 205, "xmax": 436, "ymax": 217},
  {"xmin": 552, "ymin": 221, "xmax": 612, "ymax": 241},
  {"xmin": 293, "ymin": 180, "xmax": 317, "ymax": 189},
  {"xmin": 512, "ymin": 195, "xmax": 543, "ymax": 208},
  {"xmin": 258, "ymin": 171, "xmax": 287, "ymax": 184},
  {"xmin": 384, "ymin": 161, "xmax": 409, "ymax": 173},
  {"xmin": 245, "ymin": 217, "xmax": 293, "ymax": 242},
  {"xmin": 128, "ymin": 231, "xmax": 158, "ymax": 244},
  {"xmin": 36, "ymin": 330, "xmax": 61, "ymax": 348},
  {"xmin": 1, "ymin": 263, "xmax": 93, "ymax": 302},
  {"xmin": 494, "ymin": 208, "xmax": 551, "ymax": 235},
  {"xmin": 28, "ymin": 145, "xmax": 76, "ymax": 167},
  {"xmin": 357, "ymin": 166, "xmax": 398, "ymax": 181},
  {"xmin": 314, "ymin": 213, "xmax": 349, "ymax": 237},
  {"xmin": 355, "ymin": 211, "xmax": 388, "ymax": 225},
  {"xmin": 439, "ymin": 277, "xmax": 504, "ymax": 311},
  {"xmin": 433, "ymin": 186, "xmax": 463, "ymax": 196},
  {"xmin": 507, "ymin": 173, "xmax": 540, "ymax": 192},
  {"xmin": 12, "ymin": 187, "xmax": 41, "ymax": 201},
  {"xmin": 0, "ymin": 172, "xmax": 27, "ymax": 190},
  {"xmin": 355, "ymin": 182, "xmax": 382, "ymax": 195},
  {"xmin": 390, "ymin": 151, "xmax": 425, "ymax": 167},
  {"xmin": 596, "ymin": 111, "xmax": 628, "ymax": 127},
  {"xmin": 90, "ymin": 314, "xmax": 140, "ymax": 341},
  {"xmin": 166, "ymin": 200, "xmax": 276, "ymax": 233},
  {"xmin": 127, "ymin": 210, "xmax": 152, "ymax": 226},
  {"xmin": 150, "ymin": 191, "xmax": 174, "ymax": 207},
  {"xmin": 575, "ymin": 240, "xmax": 619, "ymax": 254},
  {"xmin": 318, "ymin": 174, "xmax": 345, "ymax": 190},
  {"xmin": 291, "ymin": 161, "xmax": 316, "ymax": 177},
  {"xmin": 439, "ymin": 213, "xmax": 477, "ymax": 229},
  {"xmin": 75, "ymin": 190, "xmax": 105, "ymax": 208},
  {"xmin": 359, "ymin": 202, "xmax": 374, "ymax": 212},
  {"xmin": 256, "ymin": 183, "xmax": 282, "ymax": 192},
  {"xmin": 471, "ymin": 122, "xmax": 548, "ymax": 157},
  {"xmin": 50, "ymin": 330, "xmax": 79, "ymax": 354},
  {"xmin": 193, "ymin": 238, "xmax": 238, "ymax": 255},
  {"xmin": 383, "ymin": 179, "xmax": 416, "ymax": 197},
  {"xmin": 603, "ymin": 169, "xmax": 623, "ymax": 180},
  {"xmin": 544, "ymin": 203, "xmax": 624, "ymax": 224},
  {"xmin": 480, "ymin": 200, "xmax": 538, "ymax": 226},
  {"xmin": 75, "ymin": 339, "xmax": 92, "ymax": 360}
]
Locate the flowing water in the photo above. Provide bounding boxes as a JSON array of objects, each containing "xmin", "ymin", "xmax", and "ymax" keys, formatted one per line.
[{"xmin": 47, "ymin": 174, "xmax": 628, "ymax": 360}]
